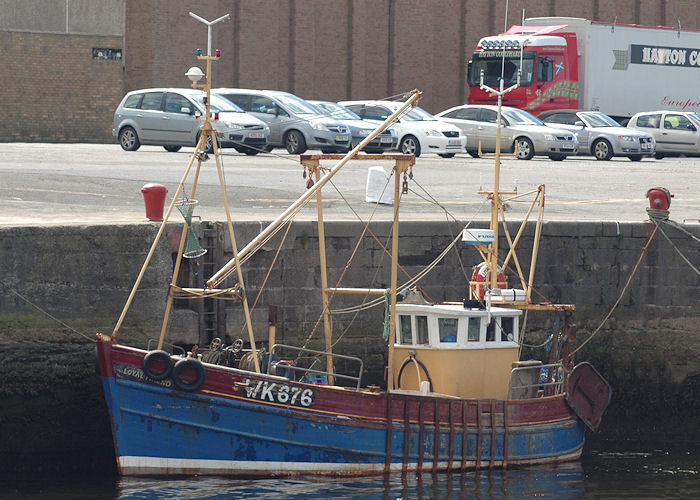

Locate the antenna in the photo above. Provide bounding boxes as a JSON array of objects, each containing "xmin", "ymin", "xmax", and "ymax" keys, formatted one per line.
[{"xmin": 189, "ymin": 12, "xmax": 230, "ymax": 56}]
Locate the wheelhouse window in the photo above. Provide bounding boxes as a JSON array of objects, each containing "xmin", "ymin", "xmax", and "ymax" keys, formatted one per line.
[
  {"xmin": 501, "ymin": 316, "xmax": 515, "ymax": 341},
  {"xmin": 399, "ymin": 315, "xmax": 412, "ymax": 345},
  {"xmin": 438, "ymin": 317, "xmax": 458, "ymax": 343},
  {"xmin": 468, "ymin": 317, "xmax": 481, "ymax": 342},
  {"xmin": 416, "ymin": 315, "xmax": 429, "ymax": 345}
]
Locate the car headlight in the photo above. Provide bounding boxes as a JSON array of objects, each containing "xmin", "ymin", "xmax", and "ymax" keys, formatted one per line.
[
  {"xmin": 543, "ymin": 134, "xmax": 556, "ymax": 141},
  {"xmin": 618, "ymin": 135, "xmax": 636, "ymax": 142},
  {"xmin": 424, "ymin": 129, "xmax": 442, "ymax": 137},
  {"xmin": 312, "ymin": 121, "xmax": 328, "ymax": 131},
  {"xmin": 223, "ymin": 122, "xmax": 243, "ymax": 130}
]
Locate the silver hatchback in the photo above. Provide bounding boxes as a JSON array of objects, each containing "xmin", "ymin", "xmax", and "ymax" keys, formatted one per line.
[
  {"xmin": 113, "ymin": 88, "xmax": 270, "ymax": 154},
  {"xmin": 213, "ymin": 89, "xmax": 351, "ymax": 154}
]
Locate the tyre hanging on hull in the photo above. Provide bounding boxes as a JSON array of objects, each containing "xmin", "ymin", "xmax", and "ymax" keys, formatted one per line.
[
  {"xmin": 142, "ymin": 350, "xmax": 174, "ymax": 381},
  {"xmin": 172, "ymin": 358, "xmax": 206, "ymax": 391}
]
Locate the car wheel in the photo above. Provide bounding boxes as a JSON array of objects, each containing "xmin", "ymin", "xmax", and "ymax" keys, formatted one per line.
[
  {"xmin": 400, "ymin": 135, "xmax": 421, "ymax": 157},
  {"xmin": 197, "ymin": 133, "xmax": 214, "ymax": 153},
  {"xmin": 467, "ymin": 149, "xmax": 480, "ymax": 158},
  {"xmin": 592, "ymin": 139, "xmax": 613, "ymax": 161},
  {"xmin": 163, "ymin": 145, "xmax": 181, "ymax": 153},
  {"xmin": 627, "ymin": 155, "xmax": 642, "ymax": 161},
  {"xmin": 515, "ymin": 137, "xmax": 534, "ymax": 160},
  {"xmin": 654, "ymin": 153, "xmax": 665, "ymax": 160},
  {"xmin": 118, "ymin": 127, "xmax": 140, "ymax": 151},
  {"xmin": 438, "ymin": 153, "xmax": 456, "ymax": 158},
  {"xmin": 285, "ymin": 130, "xmax": 307, "ymax": 154},
  {"xmin": 548, "ymin": 154, "xmax": 566, "ymax": 161}
]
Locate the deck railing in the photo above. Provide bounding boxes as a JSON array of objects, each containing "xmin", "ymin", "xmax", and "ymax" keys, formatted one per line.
[
  {"xmin": 508, "ymin": 362, "xmax": 565, "ymax": 400},
  {"xmin": 270, "ymin": 343, "xmax": 364, "ymax": 390}
]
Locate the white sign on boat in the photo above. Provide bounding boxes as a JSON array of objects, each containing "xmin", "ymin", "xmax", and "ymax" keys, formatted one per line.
[{"xmin": 462, "ymin": 228, "xmax": 495, "ymax": 245}]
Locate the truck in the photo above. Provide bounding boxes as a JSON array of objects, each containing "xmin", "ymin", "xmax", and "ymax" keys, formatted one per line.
[{"xmin": 467, "ymin": 17, "xmax": 700, "ymax": 123}]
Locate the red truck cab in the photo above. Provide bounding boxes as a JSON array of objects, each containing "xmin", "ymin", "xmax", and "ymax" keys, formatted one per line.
[{"xmin": 468, "ymin": 24, "xmax": 579, "ymax": 115}]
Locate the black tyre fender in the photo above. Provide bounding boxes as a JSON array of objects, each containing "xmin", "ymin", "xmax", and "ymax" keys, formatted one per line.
[
  {"xmin": 172, "ymin": 358, "xmax": 206, "ymax": 391},
  {"xmin": 142, "ymin": 350, "xmax": 174, "ymax": 381}
]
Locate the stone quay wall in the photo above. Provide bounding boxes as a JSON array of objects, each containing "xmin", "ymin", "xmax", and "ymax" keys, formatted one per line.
[{"xmin": 0, "ymin": 219, "xmax": 698, "ymax": 470}]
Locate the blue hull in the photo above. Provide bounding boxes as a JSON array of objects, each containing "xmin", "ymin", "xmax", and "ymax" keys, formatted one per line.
[{"xmin": 103, "ymin": 375, "xmax": 586, "ymax": 476}]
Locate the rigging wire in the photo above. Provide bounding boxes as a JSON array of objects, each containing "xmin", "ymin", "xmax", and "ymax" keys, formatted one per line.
[{"xmin": 570, "ymin": 224, "xmax": 660, "ymax": 356}]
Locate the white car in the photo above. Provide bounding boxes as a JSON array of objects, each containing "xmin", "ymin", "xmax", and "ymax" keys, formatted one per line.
[
  {"xmin": 627, "ymin": 111, "xmax": 700, "ymax": 158},
  {"xmin": 339, "ymin": 100, "xmax": 466, "ymax": 157}
]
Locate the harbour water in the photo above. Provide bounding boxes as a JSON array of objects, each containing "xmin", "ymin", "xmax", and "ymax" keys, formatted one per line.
[{"xmin": 1, "ymin": 433, "xmax": 698, "ymax": 499}]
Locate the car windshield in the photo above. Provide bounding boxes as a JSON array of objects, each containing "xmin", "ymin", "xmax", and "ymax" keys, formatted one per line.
[
  {"xmin": 314, "ymin": 102, "xmax": 360, "ymax": 120},
  {"xmin": 274, "ymin": 94, "xmax": 320, "ymax": 115},
  {"xmin": 397, "ymin": 106, "xmax": 437, "ymax": 121},
  {"xmin": 193, "ymin": 94, "xmax": 243, "ymax": 113},
  {"xmin": 580, "ymin": 112, "xmax": 620, "ymax": 127},
  {"xmin": 502, "ymin": 108, "xmax": 543, "ymax": 125}
]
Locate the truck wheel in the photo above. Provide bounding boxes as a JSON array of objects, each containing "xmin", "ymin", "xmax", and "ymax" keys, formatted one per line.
[
  {"xmin": 515, "ymin": 137, "xmax": 534, "ymax": 160},
  {"xmin": 285, "ymin": 130, "xmax": 307, "ymax": 154},
  {"xmin": 592, "ymin": 139, "xmax": 613, "ymax": 161},
  {"xmin": 119, "ymin": 127, "xmax": 140, "ymax": 151},
  {"xmin": 467, "ymin": 150, "xmax": 480, "ymax": 158},
  {"xmin": 400, "ymin": 135, "xmax": 421, "ymax": 157},
  {"xmin": 654, "ymin": 153, "xmax": 665, "ymax": 160}
]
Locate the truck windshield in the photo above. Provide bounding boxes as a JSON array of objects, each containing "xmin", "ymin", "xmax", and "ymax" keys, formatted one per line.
[{"xmin": 469, "ymin": 51, "xmax": 535, "ymax": 87}]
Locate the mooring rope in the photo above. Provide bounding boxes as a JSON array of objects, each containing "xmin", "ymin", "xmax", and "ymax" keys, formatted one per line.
[
  {"xmin": 0, "ymin": 278, "xmax": 96, "ymax": 343},
  {"xmin": 570, "ymin": 224, "xmax": 660, "ymax": 356}
]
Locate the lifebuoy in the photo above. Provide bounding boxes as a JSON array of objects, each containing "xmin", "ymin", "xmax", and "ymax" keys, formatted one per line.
[
  {"xmin": 142, "ymin": 350, "xmax": 174, "ymax": 381},
  {"xmin": 470, "ymin": 262, "xmax": 506, "ymax": 299},
  {"xmin": 172, "ymin": 358, "xmax": 206, "ymax": 391}
]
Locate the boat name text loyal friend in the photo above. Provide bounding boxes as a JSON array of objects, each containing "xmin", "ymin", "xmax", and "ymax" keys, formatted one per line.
[{"xmin": 242, "ymin": 379, "xmax": 315, "ymax": 408}]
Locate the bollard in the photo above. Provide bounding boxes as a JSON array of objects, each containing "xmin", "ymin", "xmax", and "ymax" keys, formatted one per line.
[{"xmin": 141, "ymin": 183, "xmax": 168, "ymax": 221}]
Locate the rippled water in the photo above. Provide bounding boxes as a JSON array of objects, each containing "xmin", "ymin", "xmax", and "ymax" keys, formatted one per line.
[{"xmin": 2, "ymin": 442, "xmax": 698, "ymax": 499}]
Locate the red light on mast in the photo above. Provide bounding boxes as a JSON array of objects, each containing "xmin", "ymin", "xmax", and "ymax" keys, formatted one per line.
[{"xmin": 215, "ymin": 49, "xmax": 221, "ymax": 57}]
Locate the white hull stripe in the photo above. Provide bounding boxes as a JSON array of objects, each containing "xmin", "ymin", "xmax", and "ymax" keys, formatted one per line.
[{"xmin": 118, "ymin": 449, "xmax": 582, "ymax": 475}]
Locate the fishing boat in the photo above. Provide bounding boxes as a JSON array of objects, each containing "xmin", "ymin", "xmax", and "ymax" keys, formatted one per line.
[{"xmin": 95, "ymin": 16, "xmax": 611, "ymax": 476}]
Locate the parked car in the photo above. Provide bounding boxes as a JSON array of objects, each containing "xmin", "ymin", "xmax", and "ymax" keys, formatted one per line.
[
  {"xmin": 339, "ymin": 100, "xmax": 466, "ymax": 157},
  {"xmin": 539, "ymin": 110, "xmax": 655, "ymax": 161},
  {"xmin": 436, "ymin": 104, "xmax": 578, "ymax": 161},
  {"xmin": 212, "ymin": 89, "xmax": 350, "ymax": 154},
  {"xmin": 308, "ymin": 100, "xmax": 398, "ymax": 153},
  {"xmin": 113, "ymin": 88, "xmax": 270, "ymax": 154},
  {"xmin": 627, "ymin": 110, "xmax": 700, "ymax": 158}
]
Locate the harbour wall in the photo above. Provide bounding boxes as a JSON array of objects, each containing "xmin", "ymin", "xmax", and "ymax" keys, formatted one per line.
[{"xmin": 0, "ymin": 219, "xmax": 698, "ymax": 471}]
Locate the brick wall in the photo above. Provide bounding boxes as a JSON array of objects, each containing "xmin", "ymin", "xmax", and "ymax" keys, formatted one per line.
[
  {"xmin": 125, "ymin": 0, "xmax": 700, "ymax": 116},
  {"xmin": 1, "ymin": 31, "xmax": 124, "ymax": 142},
  {"xmin": 2, "ymin": 0, "xmax": 699, "ymax": 142}
]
